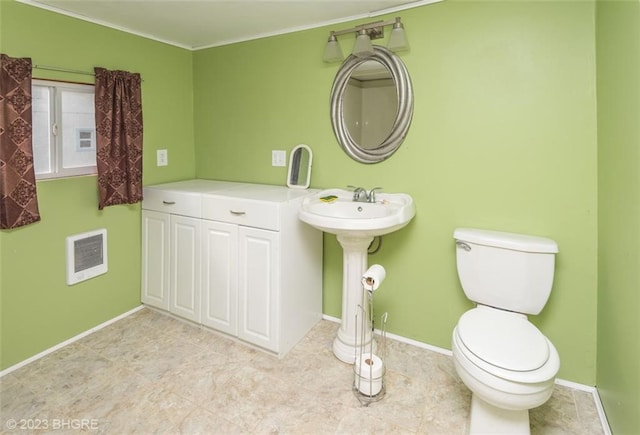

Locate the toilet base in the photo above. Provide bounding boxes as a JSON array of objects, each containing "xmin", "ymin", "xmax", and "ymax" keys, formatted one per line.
[{"xmin": 469, "ymin": 395, "xmax": 530, "ymax": 435}]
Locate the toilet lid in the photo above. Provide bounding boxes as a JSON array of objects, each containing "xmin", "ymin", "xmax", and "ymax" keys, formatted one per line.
[{"xmin": 457, "ymin": 308, "xmax": 550, "ymax": 372}]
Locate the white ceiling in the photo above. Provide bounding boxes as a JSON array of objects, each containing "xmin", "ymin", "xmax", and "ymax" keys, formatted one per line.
[{"xmin": 18, "ymin": 0, "xmax": 439, "ymax": 51}]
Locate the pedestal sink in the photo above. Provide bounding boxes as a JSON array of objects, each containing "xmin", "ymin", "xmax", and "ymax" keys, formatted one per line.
[{"xmin": 298, "ymin": 188, "xmax": 416, "ymax": 363}]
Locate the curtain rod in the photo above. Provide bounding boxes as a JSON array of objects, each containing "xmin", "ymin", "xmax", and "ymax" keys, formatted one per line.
[
  {"xmin": 33, "ymin": 64, "xmax": 144, "ymax": 82},
  {"xmin": 33, "ymin": 64, "xmax": 95, "ymax": 76}
]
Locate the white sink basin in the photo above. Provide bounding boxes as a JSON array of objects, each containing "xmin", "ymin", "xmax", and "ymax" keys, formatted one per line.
[{"xmin": 299, "ymin": 188, "xmax": 416, "ymax": 238}]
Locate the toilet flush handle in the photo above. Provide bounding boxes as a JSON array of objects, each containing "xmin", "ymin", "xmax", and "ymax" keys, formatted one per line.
[{"xmin": 456, "ymin": 241, "xmax": 471, "ymax": 251}]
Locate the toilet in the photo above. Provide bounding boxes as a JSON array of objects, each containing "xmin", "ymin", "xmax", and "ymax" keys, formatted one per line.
[{"xmin": 451, "ymin": 228, "xmax": 560, "ymax": 434}]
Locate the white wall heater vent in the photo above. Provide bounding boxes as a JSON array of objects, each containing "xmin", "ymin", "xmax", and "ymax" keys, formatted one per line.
[{"xmin": 66, "ymin": 228, "xmax": 108, "ymax": 285}]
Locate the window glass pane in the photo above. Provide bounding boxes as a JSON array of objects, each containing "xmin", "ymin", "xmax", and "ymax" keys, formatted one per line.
[
  {"xmin": 32, "ymin": 85, "xmax": 52, "ymax": 175},
  {"xmin": 32, "ymin": 80, "xmax": 96, "ymax": 180},
  {"xmin": 61, "ymin": 90, "xmax": 96, "ymax": 170}
]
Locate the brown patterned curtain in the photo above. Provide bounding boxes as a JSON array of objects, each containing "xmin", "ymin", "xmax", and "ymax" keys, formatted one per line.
[
  {"xmin": 0, "ymin": 54, "xmax": 40, "ymax": 229},
  {"xmin": 94, "ymin": 67, "xmax": 143, "ymax": 210}
]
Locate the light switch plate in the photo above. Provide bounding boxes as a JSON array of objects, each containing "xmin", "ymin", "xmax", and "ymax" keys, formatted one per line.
[
  {"xmin": 157, "ymin": 149, "xmax": 168, "ymax": 166},
  {"xmin": 272, "ymin": 150, "xmax": 286, "ymax": 167}
]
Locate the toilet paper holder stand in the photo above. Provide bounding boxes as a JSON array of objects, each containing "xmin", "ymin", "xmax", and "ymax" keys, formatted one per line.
[{"xmin": 353, "ymin": 288, "xmax": 388, "ymax": 406}]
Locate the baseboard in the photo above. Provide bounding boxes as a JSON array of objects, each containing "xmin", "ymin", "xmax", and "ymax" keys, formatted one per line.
[
  {"xmin": 592, "ymin": 388, "xmax": 613, "ymax": 435},
  {"xmin": 0, "ymin": 305, "xmax": 144, "ymax": 378},
  {"xmin": 554, "ymin": 377, "xmax": 593, "ymax": 393},
  {"xmin": 554, "ymin": 379, "xmax": 611, "ymax": 433},
  {"xmin": 322, "ymin": 313, "xmax": 611, "ymax": 434}
]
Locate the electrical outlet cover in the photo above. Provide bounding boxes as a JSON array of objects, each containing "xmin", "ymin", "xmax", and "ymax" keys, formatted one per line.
[
  {"xmin": 157, "ymin": 149, "xmax": 168, "ymax": 166},
  {"xmin": 272, "ymin": 150, "xmax": 286, "ymax": 167}
]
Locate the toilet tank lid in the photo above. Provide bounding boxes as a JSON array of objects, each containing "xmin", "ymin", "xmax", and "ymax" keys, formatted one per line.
[{"xmin": 454, "ymin": 228, "xmax": 558, "ymax": 253}]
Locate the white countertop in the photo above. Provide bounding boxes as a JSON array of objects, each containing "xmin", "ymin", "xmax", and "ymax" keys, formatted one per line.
[
  {"xmin": 144, "ymin": 179, "xmax": 317, "ymax": 202},
  {"xmin": 143, "ymin": 179, "xmax": 242, "ymax": 193}
]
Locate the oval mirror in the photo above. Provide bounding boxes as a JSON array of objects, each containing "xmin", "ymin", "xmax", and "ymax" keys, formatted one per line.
[
  {"xmin": 287, "ymin": 144, "xmax": 313, "ymax": 189},
  {"xmin": 330, "ymin": 46, "xmax": 413, "ymax": 164}
]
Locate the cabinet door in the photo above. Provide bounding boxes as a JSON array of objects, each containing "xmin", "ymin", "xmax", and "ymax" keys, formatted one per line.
[
  {"xmin": 141, "ymin": 210, "xmax": 170, "ymax": 310},
  {"xmin": 238, "ymin": 227, "xmax": 279, "ymax": 351},
  {"xmin": 169, "ymin": 215, "xmax": 201, "ymax": 322},
  {"xmin": 201, "ymin": 220, "xmax": 238, "ymax": 335}
]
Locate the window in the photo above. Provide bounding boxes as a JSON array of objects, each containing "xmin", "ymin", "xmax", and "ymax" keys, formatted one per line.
[{"xmin": 32, "ymin": 80, "xmax": 96, "ymax": 179}]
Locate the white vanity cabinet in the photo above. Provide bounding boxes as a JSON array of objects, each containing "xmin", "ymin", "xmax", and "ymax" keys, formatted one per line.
[
  {"xmin": 237, "ymin": 226, "xmax": 279, "ymax": 349},
  {"xmin": 141, "ymin": 209, "xmax": 170, "ymax": 310},
  {"xmin": 201, "ymin": 185, "xmax": 322, "ymax": 356},
  {"xmin": 167, "ymin": 214, "xmax": 201, "ymax": 322},
  {"xmin": 141, "ymin": 180, "xmax": 238, "ymax": 322},
  {"xmin": 201, "ymin": 222, "xmax": 280, "ymax": 349},
  {"xmin": 142, "ymin": 211, "xmax": 202, "ymax": 322},
  {"xmin": 141, "ymin": 180, "xmax": 322, "ymax": 357},
  {"xmin": 200, "ymin": 219, "xmax": 238, "ymax": 336}
]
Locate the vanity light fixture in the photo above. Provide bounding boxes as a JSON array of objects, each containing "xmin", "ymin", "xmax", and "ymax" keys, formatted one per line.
[
  {"xmin": 387, "ymin": 18, "xmax": 410, "ymax": 52},
  {"xmin": 352, "ymin": 29, "xmax": 375, "ymax": 58},
  {"xmin": 322, "ymin": 32, "xmax": 344, "ymax": 63},
  {"xmin": 322, "ymin": 17, "xmax": 409, "ymax": 63}
]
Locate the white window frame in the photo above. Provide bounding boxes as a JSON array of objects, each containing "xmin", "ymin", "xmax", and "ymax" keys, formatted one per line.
[{"xmin": 32, "ymin": 79, "xmax": 97, "ymax": 180}]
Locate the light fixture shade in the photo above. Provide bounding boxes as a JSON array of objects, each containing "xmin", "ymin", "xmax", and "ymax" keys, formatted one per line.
[
  {"xmin": 387, "ymin": 24, "xmax": 409, "ymax": 52},
  {"xmin": 323, "ymin": 33, "xmax": 344, "ymax": 63},
  {"xmin": 352, "ymin": 29, "xmax": 374, "ymax": 58}
]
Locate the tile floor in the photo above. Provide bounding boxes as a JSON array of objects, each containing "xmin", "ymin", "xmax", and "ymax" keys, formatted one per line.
[{"xmin": 1, "ymin": 308, "xmax": 605, "ymax": 434}]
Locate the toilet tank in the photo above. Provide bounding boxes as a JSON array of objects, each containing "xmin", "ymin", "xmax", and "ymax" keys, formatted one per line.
[{"xmin": 454, "ymin": 228, "xmax": 559, "ymax": 315}]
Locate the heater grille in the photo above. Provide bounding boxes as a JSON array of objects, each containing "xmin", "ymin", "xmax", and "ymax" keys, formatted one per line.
[{"xmin": 66, "ymin": 229, "xmax": 107, "ymax": 285}]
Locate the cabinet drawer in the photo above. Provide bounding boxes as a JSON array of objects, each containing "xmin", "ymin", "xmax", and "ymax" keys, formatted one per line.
[
  {"xmin": 203, "ymin": 196, "xmax": 280, "ymax": 230},
  {"xmin": 142, "ymin": 188, "xmax": 202, "ymax": 217}
]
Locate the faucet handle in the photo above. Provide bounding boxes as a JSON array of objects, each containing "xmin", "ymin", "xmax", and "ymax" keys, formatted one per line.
[
  {"xmin": 347, "ymin": 185, "xmax": 367, "ymax": 202},
  {"xmin": 368, "ymin": 187, "xmax": 383, "ymax": 203}
]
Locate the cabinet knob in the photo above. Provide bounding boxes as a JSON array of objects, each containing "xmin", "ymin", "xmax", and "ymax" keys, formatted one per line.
[
  {"xmin": 230, "ymin": 210, "xmax": 246, "ymax": 216},
  {"xmin": 162, "ymin": 201, "xmax": 176, "ymax": 205}
]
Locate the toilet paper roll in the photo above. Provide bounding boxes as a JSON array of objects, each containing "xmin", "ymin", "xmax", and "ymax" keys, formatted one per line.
[
  {"xmin": 354, "ymin": 353, "xmax": 385, "ymax": 396},
  {"xmin": 362, "ymin": 264, "xmax": 386, "ymax": 292}
]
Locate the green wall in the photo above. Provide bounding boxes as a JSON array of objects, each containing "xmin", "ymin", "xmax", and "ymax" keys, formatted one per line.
[
  {"xmin": 194, "ymin": 1, "xmax": 599, "ymax": 385},
  {"xmin": 4, "ymin": 6, "xmax": 638, "ymax": 431},
  {"xmin": 596, "ymin": 1, "xmax": 640, "ymax": 433},
  {"xmin": 4, "ymin": 0, "xmax": 639, "ymax": 430},
  {"xmin": 0, "ymin": 0, "xmax": 195, "ymax": 369}
]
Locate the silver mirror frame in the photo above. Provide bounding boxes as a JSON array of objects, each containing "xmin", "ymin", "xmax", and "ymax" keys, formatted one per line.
[
  {"xmin": 287, "ymin": 144, "xmax": 313, "ymax": 189},
  {"xmin": 330, "ymin": 45, "xmax": 413, "ymax": 164}
]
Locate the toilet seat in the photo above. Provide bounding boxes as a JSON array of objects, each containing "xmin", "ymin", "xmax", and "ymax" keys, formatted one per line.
[
  {"xmin": 458, "ymin": 307, "xmax": 549, "ymax": 371},
  {"xmin": 455, "ymin": 307, "xmax": 560, "ymax": 384}
]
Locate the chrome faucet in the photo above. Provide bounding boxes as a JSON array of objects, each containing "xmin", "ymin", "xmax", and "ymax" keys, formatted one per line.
[
  {"xmin": 368, "ymin": 187, "xmax": 383, "ymax": 203},
  {"xmin": 351, "ymin": 186, "xmax": 368, "ymax": 202},
  {"xmin": 348, "ymin": 186, "xmax": 383, "ymax": 203}
]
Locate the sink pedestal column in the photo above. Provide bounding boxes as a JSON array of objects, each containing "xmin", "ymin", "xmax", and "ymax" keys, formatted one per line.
[{"xmin": 332, "ymin": 235, "xmax": 376, "ymax": 364}]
